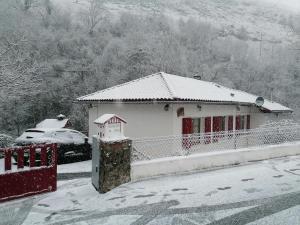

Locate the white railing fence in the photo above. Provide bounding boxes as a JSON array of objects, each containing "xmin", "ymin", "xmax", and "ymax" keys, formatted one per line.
[{"xmin": 131, "ymin": 125, "xmax": 300, "ymax": 162}]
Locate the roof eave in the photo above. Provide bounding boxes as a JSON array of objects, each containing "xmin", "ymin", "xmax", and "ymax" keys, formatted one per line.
[
  {"xmin": 259, "ymin": 106, "xmax": 293, "ymax": 113},
  {"xmin": 76, "ymin": 98, "xmax": 253, "ymax": 106}
]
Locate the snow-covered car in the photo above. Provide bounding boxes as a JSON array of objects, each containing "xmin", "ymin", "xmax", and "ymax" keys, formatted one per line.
[{"xmin": 13, "ymin": 128, "xmax": 91, "ymax": 163}]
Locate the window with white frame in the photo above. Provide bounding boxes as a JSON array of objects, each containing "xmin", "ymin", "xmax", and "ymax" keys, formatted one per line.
[{"xmin": 192, "ymin": 118, "xmax": 201, "ymax": 134}]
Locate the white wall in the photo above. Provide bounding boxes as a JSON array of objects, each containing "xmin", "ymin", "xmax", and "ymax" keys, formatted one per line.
[
  {"xmin": 131, "ymin": 142, "xmax": 300, "ymax": 181},
  {"xmin": 89, "ymin": 103, "xmax": 174, "ymax": 139},
  {"xmin": 88, "ymin": 102, "xmax": 278, "ymax": 139},
  {"xmin": 171, "ymin": 103, "xmax": 253, "ymax": 136}
]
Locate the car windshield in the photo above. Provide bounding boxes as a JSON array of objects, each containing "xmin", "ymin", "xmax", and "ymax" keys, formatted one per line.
[{"xmin": 25, "ymin": 130, "xmax": 45, "ymax": 133}]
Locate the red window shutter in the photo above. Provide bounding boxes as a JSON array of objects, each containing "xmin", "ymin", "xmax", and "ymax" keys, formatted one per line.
[
  {"xmin": 213, "ymin": 117, "xmax": 222, "ymax": 132},
  {"xmin": 219, "ymin": 117, "xmax": 222, "ymax": 131},
  {"xmin": 205, "ymin": 117, "xmax": 212, "ymax": 144},
  {"xmin": 236, "ymin": 116, "xmax": 241, "ymax": 130},
  {"xmin": 182, "ymin": 118, "xmax": 192, "ymax": 149},
  {"xmin": 182, "ymin": 118, "xmax": 193, "ymax": 135},
  {"xmin": 228, "ymin": 116, "xmax": 233, "ymax": 131},
  {"xmin": 205, "ymin": 117, "xmax": 211, "ymax": 133},
  {"xmin": 246, "ymin": 115, "xmax": 251, "ymax": 130}
]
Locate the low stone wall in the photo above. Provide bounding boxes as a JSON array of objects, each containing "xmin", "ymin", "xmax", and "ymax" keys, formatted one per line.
[{"xmin": 131, "ymin": 142, "xmax": 300, "ymax": 181}]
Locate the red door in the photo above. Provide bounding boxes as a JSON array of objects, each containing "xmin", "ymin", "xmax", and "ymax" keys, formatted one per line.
[
  {"xmin": 182, "ymin": 118, "xmax": 192, "ymax": 149},
  {"xmin": 182, "ymin": 118, "xmax": 193, "ymax": 135},
  {"xmin": 205, "ymin": 117, "xmax": 211, "ymax": 144}
]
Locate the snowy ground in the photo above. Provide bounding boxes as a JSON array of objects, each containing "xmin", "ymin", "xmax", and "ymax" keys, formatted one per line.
[
  {"xmin": 1, "ymin": 156, "xmax": 300, "ymax": 225},
  {"xmin": 57, "ymin": 160, "xmax": 91, "ymax": 174}
]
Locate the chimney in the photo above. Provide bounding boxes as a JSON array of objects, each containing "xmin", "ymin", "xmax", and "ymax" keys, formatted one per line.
[
  {"xmin": 193, "ymin": 74, "xmax": 202, "ymax": 80},
  {"xmin": 57, "ymin": 114, "xmax": 66, "ymax": 121}
]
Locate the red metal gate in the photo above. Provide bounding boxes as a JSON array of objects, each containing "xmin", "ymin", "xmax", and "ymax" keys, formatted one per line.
[{"xmin": 0, "ymin": 143, "xmax": 57, "ymax": 202}]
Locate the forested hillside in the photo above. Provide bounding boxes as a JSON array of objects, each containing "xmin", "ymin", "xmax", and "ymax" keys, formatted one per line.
[{"xmin": 0, "ymin": 0, "xmax": 299, "ymax": 136}]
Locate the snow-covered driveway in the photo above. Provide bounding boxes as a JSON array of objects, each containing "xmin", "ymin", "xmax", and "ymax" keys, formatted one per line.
[{"xmin": 1, "ymin": 156, "xmax": 300, "ymax": 225}]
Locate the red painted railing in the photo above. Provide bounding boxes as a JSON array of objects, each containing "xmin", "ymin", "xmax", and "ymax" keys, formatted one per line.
[{"xmin": 0, "ymin": 143, "xmax": 57, "ymax": 202}]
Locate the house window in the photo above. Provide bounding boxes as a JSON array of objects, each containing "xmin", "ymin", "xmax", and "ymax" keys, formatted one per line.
[
  {"xmin": 220, "ymin": 117, "xmax": 226, "ymax": 131},
  {"xmin": 235, "ymin": 115, "xmax": 250, "ymax": 132},
  {"xmin": 241, "ymin": 115, "xmax": 245, "ymax": 130},
  {"xmin": 228, "ymin": 116, "xmax": 233, "ymax": 131},
  {"xmin": 236, "ymin": 116, "xmax": 241, "ymax": 130},
  {"xmin": 182, "ymin": 118, "xmax": 201, "ymax": 134},
  {"xmin": 192, "ymin": 118, "xmax": 201, "ymax": 134},
  {"xmin": 212, "ymin": 116, "xmax": 226, "ymax": 142},
  {"xmin": 246, "ymin": 115, "xmax": 250, "ymax": 129},
  {"xmin": 177, "ymin": 107, "xmax": 185, "ymax": 117},
  {"xmin": 182, "ymin": 118, "xmax": 202, "ymax": 148},
  {"xmin": 204, "ymin": 117, "xmax": 211, "ymax": 133},
  {"xmin": 213, "ymin": 116, "xmax": 226, "ymax": 132}
]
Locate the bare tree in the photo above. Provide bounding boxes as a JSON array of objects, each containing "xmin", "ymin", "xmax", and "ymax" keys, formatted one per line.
[
  {"xmin": 11, "ymin": 0, "xmax": 38, "ymax": 12},
  {"xmin": 81, "ymin": 0, "xmax": 105, "ymax": 35}
]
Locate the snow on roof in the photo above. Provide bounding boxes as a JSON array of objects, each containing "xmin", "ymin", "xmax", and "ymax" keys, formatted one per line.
[
  {"xmin": 94, "ymin": 114, "xmax": 126, "ymax": 124},
  {"xmin": 36, "ymin": 118, "xmax": 69, "ymax": 129},
  {"xmin": 77, "ymin": 72, "xmax": 292, "ymax": 113}
]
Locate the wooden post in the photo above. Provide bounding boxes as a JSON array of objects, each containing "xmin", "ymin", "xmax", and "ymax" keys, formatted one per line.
[
  {"xmin": 4, "ymin": 149, "xmax": 12, "ymax": 171},
  {"xmin": 40, "ymin": 146, "xmax": 47, "ymax": 166},
  {"xmin": 17, "ymin": 148, "xmax": 24, "ymax": 169},
  {"xmin": 29, "ymin": 146, "xmax": 35, "ymax": 167}
]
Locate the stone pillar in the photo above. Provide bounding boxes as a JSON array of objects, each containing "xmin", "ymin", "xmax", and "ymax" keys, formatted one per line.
[{"xmin": 92, "ymin": 138, "xmax": 131, "ymax": 193}]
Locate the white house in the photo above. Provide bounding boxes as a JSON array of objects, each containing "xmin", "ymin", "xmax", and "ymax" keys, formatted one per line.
[{"xmin": 77, "ymin": 72, "xmax": 292, "ymax": 139}]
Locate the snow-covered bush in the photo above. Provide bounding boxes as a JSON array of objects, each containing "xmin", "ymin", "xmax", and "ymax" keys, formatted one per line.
[
  {"xmin": 0, "ymin": 134, "xmax": 13, "ymax": 148},
  {"xmin": 259, "ymin": 119, "xmax": 299, "ymax": 129},
  {"xmin": 259, "ymin": 120, "xmax": 300, "ymax": 144}
]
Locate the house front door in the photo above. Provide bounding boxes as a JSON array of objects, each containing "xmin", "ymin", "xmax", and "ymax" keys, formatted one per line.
[
  {"xmin": 182, "ymin": 118, "xmax": 192, "ymax": 149},
  {"xmin": 182, "ymin": 118, "xmax": 193, "ymax": 135}
]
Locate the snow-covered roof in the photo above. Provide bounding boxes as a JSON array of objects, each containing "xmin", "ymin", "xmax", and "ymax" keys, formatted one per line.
[
  {"xmin": 77, "ymin": 72, "xmax": 292, "ymax": 113},
  {"xmin": 94, "ymin": 114, "xmax": 126, "ymax": 124},
  {"xmin": 36, "ymin": 118, "xmax": 70, "ymax": 129}
]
